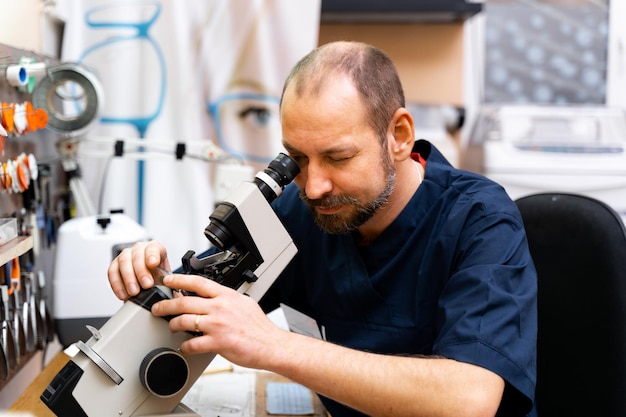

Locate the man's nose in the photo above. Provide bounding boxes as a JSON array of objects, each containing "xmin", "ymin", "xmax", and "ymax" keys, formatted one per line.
[{"xmin": 303, "ymin": 163, "xmax": 332, "ymax": 200}]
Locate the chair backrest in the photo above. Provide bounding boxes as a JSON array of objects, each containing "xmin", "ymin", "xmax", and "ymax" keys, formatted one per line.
[{"xmin": 516, "ymin": 192, "xmax": 626, "ymax": 416}]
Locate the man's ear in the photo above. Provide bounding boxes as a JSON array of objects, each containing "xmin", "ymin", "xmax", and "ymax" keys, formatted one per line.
[{"xmin": 388, "ymin": 107, "xmax": 414, "ymax": 161}]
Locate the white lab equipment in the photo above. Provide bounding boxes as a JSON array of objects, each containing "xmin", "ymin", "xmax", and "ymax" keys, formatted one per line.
[
  {"xmin": 467, "ymin": 105, "xmax": 626, "ymax": 223},
  {"xmin": 52, "ymin": 213, "xmax": 150, "ymax": 346}
]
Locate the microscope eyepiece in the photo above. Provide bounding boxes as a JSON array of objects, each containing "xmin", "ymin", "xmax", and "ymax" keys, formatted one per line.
[
  {"xmin": 253, "ymin": 153, "xmax": 300, "ymax": 203},
  {"xmin": 204, "ymin": 153, "xmax": 299, "ymax": 251}
]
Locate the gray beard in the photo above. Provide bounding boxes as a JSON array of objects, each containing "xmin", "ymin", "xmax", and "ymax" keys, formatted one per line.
[{"xmin": 299, "ymin": 169, "xmax": 396, "ymax": 234}]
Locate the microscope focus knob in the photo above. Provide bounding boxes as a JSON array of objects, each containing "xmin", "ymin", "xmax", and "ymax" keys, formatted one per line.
[{"xmin": 139, "ymin": 347, "xmax": 189, "ymax": 398}]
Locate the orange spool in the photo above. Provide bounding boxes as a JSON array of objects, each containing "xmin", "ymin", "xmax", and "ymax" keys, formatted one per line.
[
  {"xmin": 1, "ymin": 103, "xmax": 15, "ymax": 134},
  {"xmin": 34, "ymin": 108, "xmax": 48, "ymax": 130},
  {"xmin": 15, "ymin": 158, "xmax": 28, "ymax": 192}
]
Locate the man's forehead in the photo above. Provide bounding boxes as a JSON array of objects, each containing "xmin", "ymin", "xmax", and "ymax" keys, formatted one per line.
[{"xmin": 287, "ymin": 70, "xmax": 353, "ymax": 100}]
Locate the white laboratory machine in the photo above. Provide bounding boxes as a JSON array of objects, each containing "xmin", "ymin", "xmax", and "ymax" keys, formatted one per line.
[
  {"xmin": 467, "ymin": 105, "xmax": 626, "ymax": 223},
  {"xmin": 52, "ymin": 213, "xmax": 150, "ymax": 346}
]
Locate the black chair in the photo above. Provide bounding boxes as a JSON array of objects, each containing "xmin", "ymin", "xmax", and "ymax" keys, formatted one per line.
[{"xmin": 515, "ymin": 192, "xmax": 626, "ymax": 416}]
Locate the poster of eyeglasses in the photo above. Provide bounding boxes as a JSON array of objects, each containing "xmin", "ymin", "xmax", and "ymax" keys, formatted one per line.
[{"xmin": 58, "ymin": 0, "xmax": 320, "ymax": 259}]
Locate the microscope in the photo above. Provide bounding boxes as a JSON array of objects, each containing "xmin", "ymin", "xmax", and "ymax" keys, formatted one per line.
[{"xmin": 41, "ymin": 153, "xmax": 300, "ymax": 417}]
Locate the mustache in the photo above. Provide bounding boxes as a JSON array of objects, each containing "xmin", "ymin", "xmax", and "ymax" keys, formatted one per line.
[{"xmin": 299, "ymin": 192, "xmax": 359, "ymax": 208}]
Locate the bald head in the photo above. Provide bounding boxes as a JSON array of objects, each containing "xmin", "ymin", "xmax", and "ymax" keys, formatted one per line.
[{"xmin": 280, "ymin": 41, "xmax": 405, "ymax": 142}]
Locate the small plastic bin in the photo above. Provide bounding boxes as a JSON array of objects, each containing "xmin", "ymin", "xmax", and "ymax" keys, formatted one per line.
[{"xmin": 0, "ymin": 218, "xmax": 18, "ymax": 246}]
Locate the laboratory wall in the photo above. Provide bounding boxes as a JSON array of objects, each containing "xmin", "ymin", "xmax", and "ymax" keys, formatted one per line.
[{"xmin": 319, "ymin": 23, "xmax": 465, "ymax": 106}]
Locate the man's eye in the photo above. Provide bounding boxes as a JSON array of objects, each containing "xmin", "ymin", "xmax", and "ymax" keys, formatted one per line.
[
  {"xmin": 295, "ymin": 156, "xmax": 308, "ymax": 165},
  {"xmin": 289, "ymin": 154, "xmax": 308, "ymax": 167}
]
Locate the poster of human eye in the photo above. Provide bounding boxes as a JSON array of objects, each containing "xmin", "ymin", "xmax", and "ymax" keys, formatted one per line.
[{"xmin": 57, "ymin": 0, "xmax": 320, "ymax": 260}]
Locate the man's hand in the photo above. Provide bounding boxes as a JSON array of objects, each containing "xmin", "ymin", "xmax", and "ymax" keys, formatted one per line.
[
  {"xmin": 107, "ymin": 240, "xmax": 172, "ymax": 300},
  {"xmin": 151, "ymin": 273, "xmax": 288, "ymax": 369}
]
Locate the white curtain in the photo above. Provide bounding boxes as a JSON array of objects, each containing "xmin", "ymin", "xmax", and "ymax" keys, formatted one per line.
[{"xmin": 58, "ymin": 0, "xmax": 320, "ymax": 260}]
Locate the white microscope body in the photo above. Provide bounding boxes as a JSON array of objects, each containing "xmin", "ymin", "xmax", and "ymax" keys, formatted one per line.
[{"xmin": 41, "ymin": 154, "xmax": 300, "ymax": 417}]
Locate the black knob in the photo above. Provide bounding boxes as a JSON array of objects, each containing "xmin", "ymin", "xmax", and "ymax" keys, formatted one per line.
[
  {"xmin": 139, "ymin": 348, "xmax": 189, "ymax": 398},
  {"xmin": 96, "ymin": 216, "xmax": 111, "ymax": 230}
]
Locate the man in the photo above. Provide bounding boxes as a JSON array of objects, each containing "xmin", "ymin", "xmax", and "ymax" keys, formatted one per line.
[{"xmin": 108, "ymin": 41, "xmax": 537, "ymax": 417}]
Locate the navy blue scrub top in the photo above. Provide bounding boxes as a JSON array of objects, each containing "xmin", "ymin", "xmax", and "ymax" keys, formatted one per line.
[
  {"xmin": 191, "ymin": 140, "xmax": 537, "ymax": 417},
  {"xmin": 260, "ymin": 140, "xmax": 538, "ymax": 417}
]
